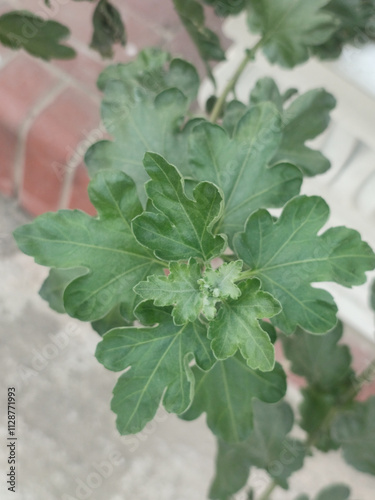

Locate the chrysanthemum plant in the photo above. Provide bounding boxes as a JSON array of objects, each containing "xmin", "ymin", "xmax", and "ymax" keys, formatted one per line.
[{"xmin": 9, "ymin": 1, "xmax": 375, "ymax": 498}]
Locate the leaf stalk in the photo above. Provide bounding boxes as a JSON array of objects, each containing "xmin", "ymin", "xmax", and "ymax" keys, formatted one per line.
[{"xmin": 209, "ymin": 39, "xmax": 263, "ymax": 123}]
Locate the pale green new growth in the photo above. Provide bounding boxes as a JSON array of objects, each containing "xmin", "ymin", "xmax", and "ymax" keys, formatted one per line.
[{"xmin": 208, "ymin": 279, "xmax": 281, "ymax": 371}]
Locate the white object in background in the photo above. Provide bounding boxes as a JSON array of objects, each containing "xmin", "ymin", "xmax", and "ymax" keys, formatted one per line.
[{"xmin": 200, "ymin": 14, "xmax": 375, "ymax": 341}]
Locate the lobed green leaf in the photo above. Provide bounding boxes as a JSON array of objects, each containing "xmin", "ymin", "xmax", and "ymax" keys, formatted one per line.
[{"xmin": 234, "ymin": 195, "xmax": 375, "ymax": 334}]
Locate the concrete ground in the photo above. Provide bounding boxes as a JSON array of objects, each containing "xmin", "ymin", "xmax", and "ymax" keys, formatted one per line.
[{"xmin": 1, "ymin": 193, "xmax": 375, "ymax": 500}]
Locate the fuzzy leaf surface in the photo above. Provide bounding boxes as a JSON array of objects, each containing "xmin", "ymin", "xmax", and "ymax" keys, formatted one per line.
[
  {"xmin": 247, "ymin": 0, "xmax": 337, "ymax": 67},
  {"xmin": 234, "ymin": 195, "xmax": 375, "ymax": 334},
  {"xmin": 0, "ymin": 11, "xmax": 75, "ymax": 60},
  {"xmin": 188, "ymin": 103, "xmax": 302, "ymax": 240},
  {"xmin": 14, "ymin": 171, "xmax": 164, "ymax": 322},
  {"xmin": 132, "ymin": 153, "xmax": 226, "ymax": 262},
  {"xmin": 200, "ymin": 260, "xmax": 243, "ymax": 301},
  {"xmin": 134, "ymin": 260, "xmax": 206, "ymax": 324},
  {"xmin": 208, "ymin": 279, "xmax": 281, "ymax": 371},
  {"xmin": 332, "ymin": 397, "xmax": 375, "ymax": 475},
  {"xmin": 181, "ymin": 353, "xmax": 286, "ymax": 442},
  {"xmin": 250, "ymin": 78, "xmax": 336, "ymax": 176},
  {"xmin": 95, "ymin": 303, "xmax": 215, "ymax": 435}
]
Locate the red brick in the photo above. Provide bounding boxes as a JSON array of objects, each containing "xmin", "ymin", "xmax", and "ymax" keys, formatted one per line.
[
  {"xmin": 52, "ymin": 49, "xmax": 106, "ymax": 95},
  {"xmin": 112, "ymin": 11, "xmax": 166, "ymax": 61},
  {"xmin": 0, "ymin": 124, "xmax": 17, "ymax": 195},
  {"xmin": 20, "ymin": 87, "xmax": 100, "ymax": 215},
  {"xmin": 69, "ymin": 163, "xmax": 96, "ymax": 216},
  {"xmin": 0, "ymin": 54, "xmax": 58, "ymax": 131},
  {"xmin": 124, "ymin": 0, "xmax": 181, "ymax": 31}
]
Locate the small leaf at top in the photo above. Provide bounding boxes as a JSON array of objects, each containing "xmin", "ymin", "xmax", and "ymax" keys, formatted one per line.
[
  {"xmin": 95, "ymin": 302, "xmax": 215, "ymax": 435},
  {"xmin": 14, "ymin": 170, "xmax": 164, "ymax": 322},
  {"xmin": 132, "ymin": 153, "xmax": 226, "ymax": 262},
  {"xmin": 199, "ymin": 260, "xmax": 243, "ymax": 301},
  {"xmin": 0, "ymin": 11, "xmax": 76, "ymax": 60},
  {"xmin": 247, "ymin": 0, "xmax": 337, "ymax": 67},
  {"xmin": 208, "ymin": 279, "xmax": 281, "ymax": 371},
  {"xmin": 90, "ymin": 0, "xmax": 126, "ymax": 58},
  {"xmin": 181, "ymin": 353, "xmax": 286, "ymax": 442},
  {"xmin": 331, "ymin": 396, "xmax": 375, "ymax": 476},
  {"xmin": 188, "ymin": 103, "xmax": 302, "ymax": 241},
  {"xmin": 234, "ymin": 195, "xmax": 375, "ymax": 334}
]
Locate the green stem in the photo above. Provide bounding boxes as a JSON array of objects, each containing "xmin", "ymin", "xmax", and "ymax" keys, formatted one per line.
[
  {"xmin": 235, "ymin": 269, "xmax": 257, "ymax": 281},
  {"xmin": 209, "ymin": 40, "xmax": 263, "ymax": 123},
  {"xmin": 258, "ymin": 480, "xmax": 277, "ymax": 500}
]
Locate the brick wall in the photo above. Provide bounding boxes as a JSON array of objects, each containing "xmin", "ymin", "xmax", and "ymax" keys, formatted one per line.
[{"xmin": 0, "ymin": 0, "xmax": 227, "ymax": 216}]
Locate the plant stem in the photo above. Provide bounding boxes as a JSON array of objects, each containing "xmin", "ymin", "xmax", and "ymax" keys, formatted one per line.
[
  {"xmin": 258, "ymin": 480, "xmax": 277, "ymax": 500},
  {"xmin": 209, "ymin": 40, "xmax": 263, "ymax": 123}
]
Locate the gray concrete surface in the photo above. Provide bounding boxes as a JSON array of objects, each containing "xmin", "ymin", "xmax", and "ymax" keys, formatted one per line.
[{"xmin": 1, "ymin": 194, "xmax": 375, "ymax": 500}]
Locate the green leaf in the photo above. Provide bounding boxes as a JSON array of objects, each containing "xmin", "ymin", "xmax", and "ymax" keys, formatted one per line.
[
  {"xmin": 222, "ymin": 99, "xmax": 247, "ymax": 136},
  {"xmin": 91, "ymin": 304, "xmax": 130, "ymax": 336},
  {"xmin": 247, "ymin": 0, "xmax": 337, "ymax": 67},
  {"xmin": 200, "ymin": 260, "xmax": 243, "ymax": 301},
  {"xmin": 188, "ymin": 103, "xmax": 302, "ymax": 241},
  {"xmin": 134, "ymin": 259, "xmax": 208, "ymax": 325},
  {"xmin": 209, "ymin": 400, "xmax": 306, "ymax": 498},
  {"xmin": 245, "ymin": 400, "xmax": 306, "ymax": 488},
  {"xmin": 97, "ymin": 49, "xmax": 199, "ymax": 103},
  {"xmin": 181, "ymin": 354, "xmax": 286, "ymax": 442},
  {"xmin": 85, "ymin": 88, "xmax": 201, "ymax": 204},
  {"xmin": 39, "ymin": 267, "xmax": 85, "ymax": 314},
  {"xmin": 332, "ymin": 397, "xmax": 375, "ymax": 475},
  {"xmin": 250, "ymin": 78, "xmax": 336, "ymax": 176},
  {"xmin": 173, "ymin": 0, "xmax": 225, "ymax": 66},
  {"xmin": 201, "ymin": 0, "xmax": 246, "ymax": 17},
  {"xmin": 208, "ymin": 279, "xmax": 281, "ymax": 371},
  {"xmin": 234, "ymin": 195, "xmax": 375, "ymax": 334},
  {"xmin": 299, "ymin": 387, "xmax": 341, "ymax": 452},
  {"xmin": 209, "ymin": 439, "xmax": 253, "ymax": 500},
  {"xmin": 294, "ymin": 484, "xmax": 351, "ymax": 500},
  {"xmin": 95, "ymin": 302, "xmax": 215, "ymax": 435},
  {"xmin": 90, "ymin": 0, "xmax": 126, "ymax": 58},
  {"xmin": 282, "ymin": 323, "xmax": 356, "ymax": 451},
  {"xmin": 313, "ymin": 0, "xmax": 373, "ymax": 59},
  {"xmin": 315, "ymin": 484, "xmax": 351, "ymax": 500},
  {"xmin": 0, "ymin": 10, "xmax": 76, "ymax": 60},
  {"xmin": 14, "ymin": 170, "xmax": 164, "ymax": 322},
  {"xmin": 282, "ymin": 322, "xmax": 354, "ymax": 390},
  {"xmin": 132, "ymin": 153, "xmax": 226, "ymax": 262}
]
